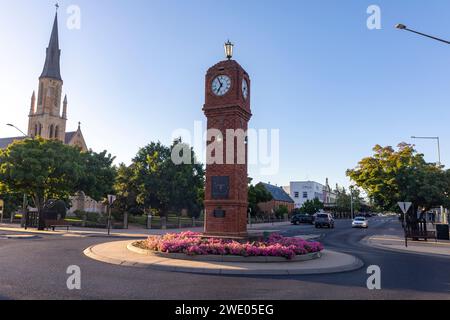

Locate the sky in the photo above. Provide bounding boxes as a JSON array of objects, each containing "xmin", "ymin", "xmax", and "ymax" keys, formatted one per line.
[{"xmin": 1, "ymin": 0, "xmax": 449, "ymax": 189}]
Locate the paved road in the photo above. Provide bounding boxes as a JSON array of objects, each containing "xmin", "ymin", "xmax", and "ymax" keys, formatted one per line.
[{"xmin": 0, "ymin": 216, "xmax": 449, "ymax": 299}]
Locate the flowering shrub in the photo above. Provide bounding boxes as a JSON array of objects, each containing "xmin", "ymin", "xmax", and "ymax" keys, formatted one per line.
[{"xmin": 143, "ymin": 232, "xmax": 323, "ymax": 260}]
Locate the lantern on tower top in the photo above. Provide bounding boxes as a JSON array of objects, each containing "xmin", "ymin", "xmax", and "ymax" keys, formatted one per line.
[{"xmin": 224, "ymin": 40, "xmax": 234, "ymax": 60}]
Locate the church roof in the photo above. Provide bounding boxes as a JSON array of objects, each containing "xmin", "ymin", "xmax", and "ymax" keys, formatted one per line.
[
  {"xmin": 0, "ymin": 137, "xmax": 25, "ymax": 149},
  {"xmin": 64, "ymin": 131, "xmax": 76, "ymax": 144},
  {"xmin": 258, "ymin": 182, "xmax": 294, "ymax": 203},
  {"xmin": 40, "ymin": 12, "xmax": 62, "ymax": 81},
  {"xmin": 0, "ymin": 132, "xmax": 78, "ymax": 149}
]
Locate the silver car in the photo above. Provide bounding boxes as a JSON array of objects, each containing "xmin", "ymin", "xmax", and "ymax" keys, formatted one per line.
[{"xmin": 352, "ymin": 216, "xmax": 369, "ymax": 228}]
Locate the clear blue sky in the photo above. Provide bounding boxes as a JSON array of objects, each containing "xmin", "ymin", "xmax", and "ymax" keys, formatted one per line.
[{"xmin": 1, "ymin": 0, "xmax": 449, "ymax": 189}]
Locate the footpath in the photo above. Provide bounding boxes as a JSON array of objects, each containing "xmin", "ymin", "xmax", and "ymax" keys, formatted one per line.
[
  {"xmin": 364, "ymin": 234, "xmax": 450, "ymax": 257},
  {"xmin": 0, "ymin": 221, "xmax": 293, "ymax": 239}
]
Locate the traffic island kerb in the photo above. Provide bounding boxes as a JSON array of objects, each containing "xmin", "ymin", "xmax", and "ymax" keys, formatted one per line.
[{"xmin": 83, "ymin": 240, "xmax": 364, "ymax": 275}]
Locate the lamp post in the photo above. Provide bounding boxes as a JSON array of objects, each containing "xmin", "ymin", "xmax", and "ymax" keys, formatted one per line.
[
  {"xmin": 5, "ymin": 124, "xmax": 29, "ymax": 226},
  {"xmin": 224, "ymin": 40, "xmax": 234, "ymax": 60},
  {"xmin": 349, "ymin": 186, "xmax": 354, "ymax": 220},
  {"xmin": 6, "ymin": 123, "xmax": 28, "ymax": 137},
  {"xmin": 411, "ymin": 136, "xmax": 441, "ymax": 166},
  {"xmin": 395, "ymin": 24, "xmax": 450, "ymax": 45}
]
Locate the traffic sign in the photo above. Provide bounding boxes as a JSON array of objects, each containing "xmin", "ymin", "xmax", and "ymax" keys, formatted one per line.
[
  {"xmin": 398, "ymin": 202, "xmax": 412, "ymax": 214},
  {"xmin": 107, "ymin": 195, "xmax": 117, "ymax": 205}
]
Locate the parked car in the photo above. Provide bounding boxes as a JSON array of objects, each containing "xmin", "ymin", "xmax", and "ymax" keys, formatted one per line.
[
  {"xmin": 352, "ymin": 216, "xmax": 369, "ymax": 228},
  {"xmin": 291, "ymin": 214, "xmax": 314, "ymax": 225},
  {"xmin": 315, "ymin": 213, "xmax": 334, "ymax": 228}
]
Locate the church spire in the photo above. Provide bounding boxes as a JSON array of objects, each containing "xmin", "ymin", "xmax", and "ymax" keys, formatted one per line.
[
  {"xmin": 29, "ymin": 91, "xmax": 36, "ymax": 115},
  {"xmin": 40, "ymin": 9, "xmax": 62, "ymax": 81},
  {"xmin": 62, "ymin": 94, "xmax": 68, "ymax": 119}
]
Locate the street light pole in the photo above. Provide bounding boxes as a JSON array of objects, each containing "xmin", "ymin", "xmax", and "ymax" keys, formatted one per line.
[
  {"xmin": 350, "ymin": 186, "xmax": 354, "ymax": 220},
  {"xmin": 411, "ymin": 136, "xmax": 441, "ymax": 166},
  {"xmin": 6, "ymin": 124, "xmax": 28, "ymax": 138},
  {"xmin": 395, "ymin": 24, "xmax": 450, "ymax": 45}
]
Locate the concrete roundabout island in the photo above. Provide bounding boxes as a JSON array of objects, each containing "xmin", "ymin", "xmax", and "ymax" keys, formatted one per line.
[{"xmin": 83, "ymin": 240, "xmax": 364, "ymax": 276}]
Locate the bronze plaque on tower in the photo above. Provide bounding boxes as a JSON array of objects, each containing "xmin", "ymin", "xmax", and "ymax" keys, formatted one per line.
[{"xmin": 211, "ymin": 176, "xmax": 230, "ymax": 199}]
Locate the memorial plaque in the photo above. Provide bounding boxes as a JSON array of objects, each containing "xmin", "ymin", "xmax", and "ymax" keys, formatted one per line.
[
  {"xmin": 211, "ymin": 176, "xmax": 230, "ymax": 199},
  {"xmin": 213, "ymin": 209, "xmax": 226, "ymax": 218}
]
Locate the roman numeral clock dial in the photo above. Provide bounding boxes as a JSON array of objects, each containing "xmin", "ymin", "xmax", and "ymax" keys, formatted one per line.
[{"xmin": 212, "ymin": 75, "xmax": 231, "ymax": 96}]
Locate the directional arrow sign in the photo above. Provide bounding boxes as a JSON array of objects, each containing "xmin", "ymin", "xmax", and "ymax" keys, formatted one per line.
[{"xmin": 398, "ymin": 202, "xmax": 412, "ymax": 214}]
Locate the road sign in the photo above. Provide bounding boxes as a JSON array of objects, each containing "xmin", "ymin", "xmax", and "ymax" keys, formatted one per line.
[
  {"xmin": 398, "ymin": 202, "xmax": 412, "ymax": 214},
  {"xmin": 107, "ymin": 195, "xmax": 116, "ymax": 205}
]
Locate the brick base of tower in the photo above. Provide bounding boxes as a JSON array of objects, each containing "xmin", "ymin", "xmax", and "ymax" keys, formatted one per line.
[{"xmin": 203, "ymin": 201, "xmax": 248, "ymax": 237}]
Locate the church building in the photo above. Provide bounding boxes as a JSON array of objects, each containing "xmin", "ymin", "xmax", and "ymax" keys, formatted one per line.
[
  {"xmin": 0, "ymin": 11, "xmax": 87, "ymax": 151},
  {"xmin": 0, "ymin": 10, "xmax": 104, "ymax": 214}
]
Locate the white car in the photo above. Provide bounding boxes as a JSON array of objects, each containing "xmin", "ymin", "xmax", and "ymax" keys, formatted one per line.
[{"xmin": 352, "ymin": 217, "xmax": 369, "ymax": 228}]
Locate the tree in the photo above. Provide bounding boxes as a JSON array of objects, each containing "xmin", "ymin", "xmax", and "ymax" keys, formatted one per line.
[
  {"xmin": 300, "ymin": 198, "xmax": 324, "ymax": 215},
  {"xmin": 347, "ymin": 143, "xmax": 449, "ymax": 215},
  {"xmin": 0, "ymin": 138, "xmax": 116, "ymax": 229},
  {"xmin": 247, "ymin": 179, "xmax": 273, "ymax": 216},
  {"xmin": 113, "ymin": 163, "xmax": 142, "ymax": 216},
  {"xmin": 76, "ymin": 150, "xmax": 116, "ymax": 201},
  {"xmin": 274, "ymin": 204, "xmax": 289, "ymax": 218},
  {"xmin": 334, "ymin": 187, "xmax": 363, "ymax": 215},
  {"xmin": 0, "ymin": 192, "xmax": 22, "ymax": 219},
  {"xmin": 130, "ymin": 139, "xmax": 204, "ymax": 218}
]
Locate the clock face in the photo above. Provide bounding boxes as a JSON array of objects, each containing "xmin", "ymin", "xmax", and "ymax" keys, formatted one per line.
[
  {"xmin": 212, "ymin": 75, "xmax": 231, "ymax": 96},
  {"xmin": 242, "ymin": 79, "xmax": 249, "ymax": 100}
]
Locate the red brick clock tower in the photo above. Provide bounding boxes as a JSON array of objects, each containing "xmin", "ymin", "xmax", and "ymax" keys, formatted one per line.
[{"xmin": 203, "ymin": 42, "xmax": 252, "ymax": 237}]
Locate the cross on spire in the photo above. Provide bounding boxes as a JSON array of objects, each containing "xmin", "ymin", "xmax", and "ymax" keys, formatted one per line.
[{"xmin": 55, "ymin": 2, "xmax": 59, "ymax": 11}]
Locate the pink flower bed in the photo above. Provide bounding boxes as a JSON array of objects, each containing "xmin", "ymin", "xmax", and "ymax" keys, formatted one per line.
[{"xmin": 143, "ymin": 232, "xmax": 323, "ymax": 260}]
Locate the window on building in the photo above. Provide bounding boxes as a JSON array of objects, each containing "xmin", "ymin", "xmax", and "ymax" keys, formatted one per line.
[
  {"xmin": 303, "ymin": 192, "xmax": 308, "ymax": 198},
  {"xmin": 294, "ymin": 192, "xmax": 299, "ymax": 198},
  {"xmin": 55, "ymin": 126, "xmax": 59, "ymax": 139},
  {"xmin": 49, "ymin": 125, "xmax": 54, "ymax": 139}
]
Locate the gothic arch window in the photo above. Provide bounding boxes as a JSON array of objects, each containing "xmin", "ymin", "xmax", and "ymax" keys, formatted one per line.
[
  {"xmin": 55, "ymin": 126, "xmax": 59, "ymax": 139},
  {"xmin": 49, "ymin": 125, "xmax": 54, "ymax": 139},
  {"xmin": 34, "ymin": 124, "xmax": 38, "ymax": 137},
  {"xmin": 38, "ymin": 123, "xmax": 43, "ymax": 136}
]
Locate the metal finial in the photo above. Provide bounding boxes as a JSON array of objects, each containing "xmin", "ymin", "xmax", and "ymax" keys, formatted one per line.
[{"xmin": 55, "ymin": 2, "xmax": 59, "ymax": 11}]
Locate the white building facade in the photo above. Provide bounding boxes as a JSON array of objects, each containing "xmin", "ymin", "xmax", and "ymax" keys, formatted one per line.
[
  {"xmin": 288, "ymin": 179, "xmax": 337, "ymax": 209},
  {"xmin": 289, "ymin": 181, "xmax": 325, "ymax": 209}
]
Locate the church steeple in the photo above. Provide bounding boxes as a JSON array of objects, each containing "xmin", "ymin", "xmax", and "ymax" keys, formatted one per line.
[
  {"xmin": 40, "ymin": 11, "xmax": 62, "ymax": 81},
  {"xmin": 28, "ymin": 6, "xmax": 66, "ymax": 142}
]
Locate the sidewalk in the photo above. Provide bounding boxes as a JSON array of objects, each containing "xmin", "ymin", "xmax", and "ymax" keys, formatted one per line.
[
  {"xmin": 364, "ymin": 235, "xmax": 450, "ymax": 257},
  {"xmin": 0, "ymin": 221, "xmax": 292, "ymax": 239}
]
